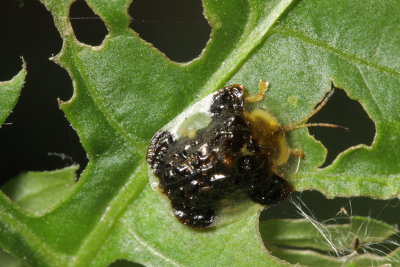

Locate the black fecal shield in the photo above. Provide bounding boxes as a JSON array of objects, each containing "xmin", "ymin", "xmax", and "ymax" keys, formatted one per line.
[{"xmin": 147, "ymin": 85, "xmax": 292, "ymax": 228}]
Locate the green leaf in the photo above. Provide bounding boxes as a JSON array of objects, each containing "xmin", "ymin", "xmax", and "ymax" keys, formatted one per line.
[
  {"xmin": 265, "ymin": 247, "xmax": 400, "ymax": 267},
  {"xmin": 0, "ymin": 60, "xmax": 26, "ymax": 126},
  {"xmin": 1, "ymin": 0, "xmax": 399, "ymax": 266},
  {"xmin": 0, "ymin": 250, "xmax": 24, "ymax": 267},
  {"xmin": 261, "ymin": 217, "xmax": 400, "ymax": 266},
  {"xmin": 227, "ymin": 0, "xmax": 400, "ymax": 198},
  {"xmin": 261, "ymin": 217, "xmax": 398, "ymax": 252},
  {"xmin": 2, "ymin": 165, "xmax": 78, "ymax": 215}
]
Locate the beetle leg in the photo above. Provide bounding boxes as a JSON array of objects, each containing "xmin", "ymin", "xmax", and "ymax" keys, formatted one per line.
[
  {"xmin": 283, "ymin": 88, "xmax": 347, "ymax": 132},
  {"xmin": 245, "ymin": 80, "xmax": 269, "ymax": 103}
]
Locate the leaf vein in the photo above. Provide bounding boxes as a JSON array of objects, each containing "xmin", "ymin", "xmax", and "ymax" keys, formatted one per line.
[
  {"xmin": 0, "ymin": 194, "xmax": 67, "ymax": 266},
  {"xmin": 71, "ymin": 49, "xmax": 147, "ymax": 152},
  {"xmin": 199, "ymin": 0, "xmax": 296, "ymax": 96},
  {"xmin": 273, "ymin": 27, "xmax": 400, "ymax": 77},
  {"xmin": 126, "ymin": 227, "xmax": 185, "ymax": 267},
  {"xmin": 70, "ymin": 162, "xmax": 148, "ymax": 266},
  {"xmin": 354, "ymin": 64, "xmax": 383, "ymax": 116}
]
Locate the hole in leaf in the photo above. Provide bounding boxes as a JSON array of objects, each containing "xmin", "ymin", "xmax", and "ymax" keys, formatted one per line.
[
  {"xmin": 109, "ymin": 259, "xmax": 145, "ymax": 267},
  {"xmin": 129, "ymin": 0, "xmax": 211, "ymax": 62},
  {"xmin": 308, "ymin": 87, "xmax": 375, "ymax": 167},
  {"xmin": 70, "ymin": 0, "xmax": 108, "ymax": 46},
  {"xmin": 0, "ymin": 0, "xmax": 88, "ymax": 185},
  {"xmin": 0, "ymin": 1, "xmax": 27, "ymax": 81},
  {"xmin": 261, "ymin": 191, "xmax": 400, "ymax": 266}
]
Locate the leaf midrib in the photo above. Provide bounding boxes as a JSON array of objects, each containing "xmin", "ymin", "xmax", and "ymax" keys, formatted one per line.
[
  {"xmin": 58, "ymin": 42, "xmax": 150, "ymax": 266},
  {"xmin": 70, "ymin": 162, "xmax": 148, "ymax": 267},
  {"xmin": 199, "ymin": 0, "xmax": 296, "ymax": 97}
]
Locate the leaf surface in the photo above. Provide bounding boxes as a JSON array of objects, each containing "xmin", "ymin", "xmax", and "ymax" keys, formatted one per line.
[
  {"xmin": 2, "ymin": 166, "xmax": 78, "ymax": 215},
  {"xmin": 261, "ymin": 217, "xmax": 400, "ymax": 266},
  {"xmin": 1, "ymin": 0, "xmax": 399, "ymax": 266},
  {"xmin": 0, "ymin": 61, "xmax": 26, "ymax": 126},
  {"xmin": 0, "ymin": 63, "xmax": 26, "ymax": 266}
]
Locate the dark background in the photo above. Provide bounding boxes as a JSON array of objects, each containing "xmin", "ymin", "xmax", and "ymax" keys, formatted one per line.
[{"xmin": 0, "ymin": 0, "xmax": 397, "ymax": 264}]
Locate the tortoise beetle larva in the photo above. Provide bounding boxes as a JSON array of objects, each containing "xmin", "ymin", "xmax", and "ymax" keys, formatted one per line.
[{"xmin": 146, "ymin": 81, "xmax": 344, "ymax": 228}]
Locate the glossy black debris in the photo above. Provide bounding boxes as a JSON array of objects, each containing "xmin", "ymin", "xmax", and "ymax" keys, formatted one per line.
[{"xmin": 147, "ymin": 85, "xmax": 292, "ymax": 228}]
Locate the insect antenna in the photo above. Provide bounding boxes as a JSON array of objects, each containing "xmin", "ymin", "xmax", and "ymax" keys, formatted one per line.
[
  {"xmin": 283, "ymin": 88, "xmax": 349, "ymax": 132},
  {"xmin": 285, "ymin": 122, "xmax": 348, "ymax": 131}
]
